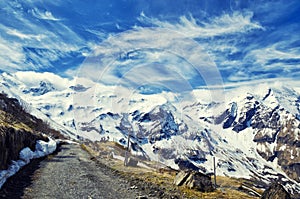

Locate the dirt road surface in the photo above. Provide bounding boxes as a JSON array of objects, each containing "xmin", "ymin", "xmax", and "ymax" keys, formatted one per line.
[{"xmin": 0, "ymin": 143, "xmax": 146, "ymax": 199}]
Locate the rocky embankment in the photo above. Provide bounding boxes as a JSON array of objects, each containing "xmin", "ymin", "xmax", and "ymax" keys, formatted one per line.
[
  {"xmin": 0, "ymin": 127, "xmax": 47, "ymax": 170},
  {"xmin": 0, "ymin": 92, "xmax": 61, "ymax": 174}
]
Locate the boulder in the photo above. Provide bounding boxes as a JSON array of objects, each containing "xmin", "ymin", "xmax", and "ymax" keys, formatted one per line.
[
  {"xmin": 125, "ymin": 156, "xmax": 138, "ymax": 167},
  {"xmin": 185, "ymin": 172, "xmax": 214, "ymax": 192},
  {"xmin": 261, "ymin": 182, "xmax": 291, "ymax": 199},
  {"xmin": 174, "ymin": 171, "xmax": 190, "ymax": 186},
  {"xmin": 174, "ymin": 170, "xmax": 214, "ymax": 192}
]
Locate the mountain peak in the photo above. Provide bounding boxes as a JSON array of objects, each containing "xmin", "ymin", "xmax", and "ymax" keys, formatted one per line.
[{"xmin": 23, "ymin": 80, "xmax": 55, "ymax": 96}]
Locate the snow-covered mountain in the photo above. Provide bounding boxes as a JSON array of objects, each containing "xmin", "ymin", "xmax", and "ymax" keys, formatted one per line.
[{"xmin": 0, "ymin": 71, "xmax": 299, "ymax": 194}]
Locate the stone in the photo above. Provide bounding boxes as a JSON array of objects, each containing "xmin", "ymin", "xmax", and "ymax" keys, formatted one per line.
[
  {"xmin": 261, "ymin": 182, "xmax": 291, "ymax": 199},
  {"xmin": 136, "ymin": 196, "xmax": 148, "ymax": 199},
  {"xmin": 184, "ymin": 171, "xmax": 214, "ymax": 192},
  {"xmin": 173, "ymin": 171, "xmax": 190, "ymax": 186},
  {"xmin": 174, "ymin": 170, "xmax": 214, "ymax": 192},
  {"xmin": 125, "ymin": 157, "xmax": 138, "ymax": 167}
]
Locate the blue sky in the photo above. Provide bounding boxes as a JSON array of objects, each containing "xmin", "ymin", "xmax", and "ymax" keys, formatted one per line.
[{"xmin": 0, "ymin": 0, "xmax": 299, "ymax": 91}]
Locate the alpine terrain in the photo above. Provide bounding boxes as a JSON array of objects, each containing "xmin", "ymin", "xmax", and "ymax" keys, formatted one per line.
[
  {"xmin": 0, "ymin": 71, "xmax": 299, "ymax": 197},
  {"xmin": 0, "ymin": 0, "xmax": 300, "ymax": 198}
]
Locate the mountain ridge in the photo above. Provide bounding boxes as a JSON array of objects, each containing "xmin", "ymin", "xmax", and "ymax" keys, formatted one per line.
[{"xmin": 0, "ymin": 71, "xmax": 299, "ymax": 195}]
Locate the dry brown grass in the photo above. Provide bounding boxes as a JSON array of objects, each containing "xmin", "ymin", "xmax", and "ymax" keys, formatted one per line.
[
  {"xmin": 0, "ymin": 110, "xmax": 32, "ymax": 131},
  {"xmin": 81, "ymin": 141, "xmax": 262, "ymax": 199},
  {"xmin": 80, "ymin": 143, "xmax": 99, "ymax": 157}
]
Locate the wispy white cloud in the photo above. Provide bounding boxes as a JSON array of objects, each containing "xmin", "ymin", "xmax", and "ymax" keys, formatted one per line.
[
  {"xmin": 29, "ymin": 8, "xmax": 61, "ymax": 21},
  {"xmin": 6, "ymin": 28, "xmax": 45, "ymax": 41},
  {"xmin": 196, "ymin": 77, "xmax": 300, "ymax": 90},
  {"xmin": 0, "ymin": 0, "xmax": 298, "ymax": 89},
  {"xmin": 245, "ymin": 44, "xmax": 300, "ymax": 67},
  {"xmin": 77, "ymin": 27, "xmax": 224, "ymax": 93},
  {"xmin": 0, "ymin": 36, "xmax": 26, "ymax": 70},
  {"xmin": 130, "ymin": 11, "xmax": 269, "ymax": 84},
  {"xmin": 138, "ymin": 11, "xmax": 264, "ymax": 38},
  {"xmin": 14, "ymin": 71, "xmax": 71, "ymax": 90},
  {"xmin": 75, "ymin": 11, "xmax": 266, "ymax": 91},
  {"xmin": 136, "ymin": 10, "xmax": 299, "ymax": 84},
  {"xmin": 0, "ymin": 2, "xmax": 90, "ymax": 71}
]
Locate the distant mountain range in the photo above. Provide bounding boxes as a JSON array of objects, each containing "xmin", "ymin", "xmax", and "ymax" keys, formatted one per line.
[{"xmin": 0, "ymin": 71, "xmax": 299, "ymax": 195}]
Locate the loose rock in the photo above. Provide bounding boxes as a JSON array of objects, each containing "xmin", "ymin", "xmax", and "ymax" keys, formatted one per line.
[
  {"xmin": 174, "ymin": 170, "xmax": 214, "ymax": 192},
  {"xmin": 261, "ymin": 182, "xmax": 291, "ymax": 199}
]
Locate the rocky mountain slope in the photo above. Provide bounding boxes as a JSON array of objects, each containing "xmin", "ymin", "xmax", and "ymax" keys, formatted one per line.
[
  {"xmin": 0, "ymin": 92, "xmax": 62, "ymax": 169},
  {"xmin": 0, "ymin": 71, "xmax": 299, "ymax": 195},
  {"xmin": 0, "ymin": 91, "xmax": 63, "ymax": 188}
]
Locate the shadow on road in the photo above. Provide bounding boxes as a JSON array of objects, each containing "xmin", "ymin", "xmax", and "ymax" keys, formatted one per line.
[{"xmin": 0, "ymin": 144, "xmax": 63, "ymax": 199}]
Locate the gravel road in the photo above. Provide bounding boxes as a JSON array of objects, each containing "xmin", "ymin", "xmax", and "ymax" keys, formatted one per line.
[{"xmin": 0, "ymin": 143, "xmax": 146, "ymax": 199}]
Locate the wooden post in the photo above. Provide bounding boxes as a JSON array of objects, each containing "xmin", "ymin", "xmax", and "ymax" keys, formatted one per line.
[
  {"xmin": 124, "ymin": 132, "xmax": 130, "ymax": 166},
  {"xmin": 127, "ymin": 132, "xmax": 130, "ymax": 152},
  {"xmin": 213, "ymin": 156, "xmax": 217, "ymax": 188},
  {"xmin": 124, "ymin": 150, "xmax": 127, "ymax": 166}
]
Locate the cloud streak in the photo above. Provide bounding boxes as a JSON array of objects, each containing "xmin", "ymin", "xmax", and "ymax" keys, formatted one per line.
[
  {"xmin": 77, "ymin": 27, "xmax": 224, "ymax": 92},
  {"xmin": 0, "ymin": 0, "xmax": 299, "ymax": 90},
  {"xmin": 135, "ymin": 5, "xmax": 300, "ymax": 84},
  {"xmin": 246, "ymin": 45, "xmax": 300, "ymax": 67},
  {"xmin": 0, "ymin": 1, "xmax": 90, "ymax": 72},
  {"xmin": 138, "ymin": 11, "xmax": 263, "ymax": 38},
  {"xmin": 6, "ymin": 28, "xmax": 45, "ymax": 41},
  {"xmin": 29, "ymin": 8, "xmax": 61, "ymax": 21}
]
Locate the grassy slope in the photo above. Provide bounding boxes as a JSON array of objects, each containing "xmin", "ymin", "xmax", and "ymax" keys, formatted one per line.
[
  {"xmin": 0, "ymin": 110, "xmax": 32, "ymax": 131},
  {"xmin": 82, "ymin": 141, "xmax": 263, "ymax": 199},
  {"xmin": 0, "ymin": 93, "xmax": 64, "ymax": 170},
  {"xmin": 0, "ymin": 93, "xmax": 63, "ymax": 138}
]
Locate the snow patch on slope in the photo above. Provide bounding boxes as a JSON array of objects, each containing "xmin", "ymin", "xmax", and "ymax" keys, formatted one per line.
[{"xmin": 0, "ymin": 137, "xmax": 57, "ymax": 189}]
